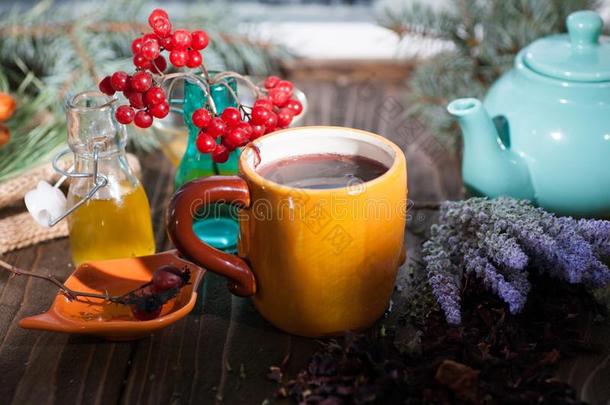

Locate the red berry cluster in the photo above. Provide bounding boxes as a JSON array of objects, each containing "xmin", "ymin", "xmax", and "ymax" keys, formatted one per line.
[
  {"xmin": 98, "ymin": 9, "xmax": 210, "ymax": 128},
  {"xmin": 192, "ymin": 76, "xmax": 302, "ymax": 163}
]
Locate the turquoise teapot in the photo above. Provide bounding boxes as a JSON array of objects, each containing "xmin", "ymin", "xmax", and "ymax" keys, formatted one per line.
[{"xmin": 448, "ymin": 10, "xmax": 610, "ymax": 217}]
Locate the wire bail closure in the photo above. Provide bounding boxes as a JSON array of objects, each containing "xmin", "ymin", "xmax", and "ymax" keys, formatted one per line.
[{"xmin": 45, "ymin": 144, "xmax": 108, "ymax": 227}]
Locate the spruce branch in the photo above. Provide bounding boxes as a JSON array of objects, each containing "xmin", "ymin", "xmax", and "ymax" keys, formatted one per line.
[{"xmin": 377, "ymin": 0, "xmax": 598, "ymax": 151}]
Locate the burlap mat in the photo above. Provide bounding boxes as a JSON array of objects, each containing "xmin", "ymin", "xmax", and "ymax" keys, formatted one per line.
[{"xmin": 0, "ymin": 153, "xmax": 141, "ymax": 255}]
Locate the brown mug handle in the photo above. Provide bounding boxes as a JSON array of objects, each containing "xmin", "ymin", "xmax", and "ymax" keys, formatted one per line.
[{"xmin": 165, "ymin": 176, "xmax": 256, "ymax": 296}]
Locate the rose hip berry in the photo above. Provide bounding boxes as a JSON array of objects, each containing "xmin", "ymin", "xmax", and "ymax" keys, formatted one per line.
[{"xmin": 152, "ymin": 264, "xmax": 187, "ymax": 291}]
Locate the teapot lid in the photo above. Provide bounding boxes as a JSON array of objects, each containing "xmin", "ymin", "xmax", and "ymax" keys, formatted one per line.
[{"xmin": 523, "ymin": 11, "xmax": 610, "ymax": 82}]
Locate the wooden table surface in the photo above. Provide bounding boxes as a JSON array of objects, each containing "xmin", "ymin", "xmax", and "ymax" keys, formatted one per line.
[{"xmin": 0, "ymin": 78, "xmax": 609, "ymax": 405}]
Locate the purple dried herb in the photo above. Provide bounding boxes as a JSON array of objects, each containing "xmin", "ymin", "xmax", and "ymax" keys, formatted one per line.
[{"xmin": 423, "ymin": 197, "xmax": 610, "ymax": 324}]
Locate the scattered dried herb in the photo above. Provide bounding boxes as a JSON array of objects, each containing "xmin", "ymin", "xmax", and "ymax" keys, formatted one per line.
[{"xmin": 271, "ymin": 272, "xmax": 605, "ymax": 404}]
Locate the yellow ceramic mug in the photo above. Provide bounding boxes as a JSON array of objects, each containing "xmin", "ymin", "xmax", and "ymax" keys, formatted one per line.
[{"xmin": 166, "ymin": 126, "xmax": 407, "ymax": 337}]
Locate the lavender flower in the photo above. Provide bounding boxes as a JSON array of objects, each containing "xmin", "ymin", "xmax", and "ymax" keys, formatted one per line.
[
  {"xmin": 462, "ymin": 247, "xmax": 529, "ymax": 314},
  {"xmin": 423, "ymin": 197, "xmax": 610, "ymax": 325},
  {"xmin": 575, "ymin": 219, "xmax": 610, "ymax": 257},
  {"xmin": 423, "ymin": 225, "xmax": 463, "ymax": 324}
]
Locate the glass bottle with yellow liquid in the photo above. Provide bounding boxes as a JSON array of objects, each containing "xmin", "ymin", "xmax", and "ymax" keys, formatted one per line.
[{"xmin": 65, "ymin": 92, "xmax": 155, "ymax": 265}]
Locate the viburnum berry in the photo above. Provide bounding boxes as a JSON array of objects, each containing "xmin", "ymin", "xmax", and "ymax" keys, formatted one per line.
[
  {"xmin": 192, "ymin": 108, "xmax": 212, "ymax": 128},
  {"xmin": 159, "ymin": 35, "xmax": 173, "ymax": 51},
  {"xmin": 264, "ymin": 111, "xmax": 278, "ymax": 133},
  {"xmin": 221, "ymin": 107, "xmax": 241, "ymax": 128},
  {"xmin": 208, "ymin": 117, "xmax": 227, "ymax": 138},
  {"xmin": 276, "ymin": 80, "xmax": 294, "ymax": 95},
  {"xmin": 110, "ymin": 71, "xmax": 130, "ymax": 91},
  {"xmin": 131, "ymin": 37, "xmax": 144, "ymax": 54},
  {"xmin": 141, "ymin": 39, "xmax": 161, "ymax": 60},
  {"xmin": 144, "ymin": 86, "xmax": 165, "ymax": 106},
  {"xmin": 151, "ymin": 16, "xmax": 172, "ymax": 38},
  {"xmin": 127, "ymin": 91, "xmax": 146, "ymax": 109},
  {"xmin": 264, "ymin": 76, "xmax": 280, "ymax": 89},
  {"xmin": 99, "ymin": 76, "xmax": 115, "ymax": 96},
  {"xmin": 186, "ymin": 50, "xmax": 203, "ymax": 68},
  {"xmin": 115, "ymin": 105, "xmax": 135, "ymax": 124},
  {"xmin": 211, "ymin": 144, "xmax": 230, "ymax": 163},
  {"xmin": 285, "ymin": 98, "xmax": 303, "ymax": 115},
  {"xmin": 148, "ymin": 8, "xmax": 169, "ymax": 27},
  {"xmin": 223, "ymin": 128, "xmax": 249, "ymax": 149},
  {"xmin": 269, "ymin": 88, "xmax": 290, "ymax": 107},
  {"xmin": 254, "ymin": 98, "xmax": 274, "ymax": 111},
  {"xmin": 169, "ymin": 50, "xmax": 188, "ymax": 67},
  {"xmin": 134, "ymin": 110, "xmax": 153, "ymax": 128},
  {"xmin": 196, "ymin": 132, "xmax": 216, "ymax": 153},
  {"xmin": 133, "ymin": 53, "xmax": 152, "ymax": 69},
  {"xmin": 250, "ymin": 123, "xmax": 266, "ymax": 140},
  {"xmin": 277, "ymin": 108, "xmax": 294, "ymax": 128},
  {"xmin": 150, "ymin": 56, "xmax": 167, "ymax": 74},
  {"xmin": 130, "ymin": 71, "xmax": 153, "ymax": 93},
  {"xmin": 149, "ymin": 101, "xmax": 170, "ymax": 119},
  {"xmin": 251, "ymin": 106, "xmax": 271, "ymax": 125},
  {"xmin": 236, "ymin": 121, "xmax": 253, "ymax": 138},
  {"xmin": 191, "ymin": 30, "xmax": 209, "ymax": 51},
  {"xmin": 142, "ymin": 33, "xmax": 161, "ymax": 46},
  {"xmin": 171, "ymin": 29, "xmax": 192, "ymax": 50}
]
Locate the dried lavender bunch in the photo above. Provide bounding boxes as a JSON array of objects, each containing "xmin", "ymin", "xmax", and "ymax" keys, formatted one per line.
[{"xmin": 423, "ymin": 197, "xmax": 610, "ymax": 325}]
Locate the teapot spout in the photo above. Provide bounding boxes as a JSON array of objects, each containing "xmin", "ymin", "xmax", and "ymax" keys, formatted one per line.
[{"xmin": 447, "ymin": 98, "xmax": 535, "ymax": 200}]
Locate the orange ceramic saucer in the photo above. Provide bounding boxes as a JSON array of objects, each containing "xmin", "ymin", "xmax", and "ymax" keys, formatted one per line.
[{"xmin": 20, "ymin": 250, "xmax": 206, "ymax": 341}]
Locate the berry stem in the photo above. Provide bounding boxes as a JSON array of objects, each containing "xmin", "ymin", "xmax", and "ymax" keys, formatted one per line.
[
  {"xmin": 211, "ymin": 71, "xmax": 263, "ymax": 99},
  {"xmin": 0, "ymin": 258, "xmax": 139, "ymax": 304},
  {"xmin": 161, "ymin": 72, "xmax": 218, "ymax": 115}
]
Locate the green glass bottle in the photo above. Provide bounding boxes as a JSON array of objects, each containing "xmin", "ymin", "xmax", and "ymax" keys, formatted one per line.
[{"xmin": 175, "ymin": 74, "xmax": 240, "ymax": 252}]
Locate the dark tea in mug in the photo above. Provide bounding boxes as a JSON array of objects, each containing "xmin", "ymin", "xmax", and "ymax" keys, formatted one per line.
[{"xmin": 256, "ymin": 153, "xmax": 389, "ymax": 189}]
